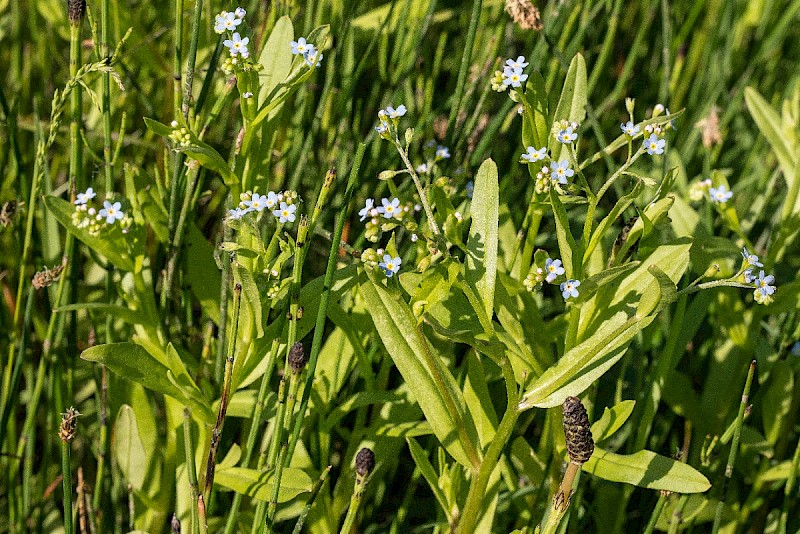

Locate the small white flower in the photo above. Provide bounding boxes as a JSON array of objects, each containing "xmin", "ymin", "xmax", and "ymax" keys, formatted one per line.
[
  {"xmin": 273, "ymin": 202, "xmax": 297, "ymax": 223},
  {"xmin": 228, "ymin": 207, "xmax": 249, "ymax": 219},
  {"xmin": 521, "ymin": 146, "xmax": 547, "ymax": 163},
  {"xmin": 245, "ymin": 193, "xmax": 268, "ymax": 212},
  {"xmin": 385, "ymin": 105, "xmax": 407, "ymax": 119},
  {"xmin": 242, "ymin": 91, "xmax": 253, "ymax": 98},
  {"xmin": 709, "ymin": 185, "xmax": 733, "ymax": 203},
  {"xmin": 75, "ymin": 187, "xmax": 96, "ymax": 205},
  {"xmin": 234, "ymin": 7, "xmax": 246, "ymax": 18},
  {"xmin": 411, "ymin": 233, "xmax": 418, "ymax": 242},
  {"xmin": 416, "ymin": 163, "xmax": 430, "ymax": 174},
  {"xmin": 98, "ymin": 200, "xmax": 124, "ymax": 224},
  {"xmin": 378, "ymin": 254, "xmax": 402, "ymax": 277},
  {"xmin": 377, "ymin": 197, "xmax": 401, "ymax": 219},
  {"xmin": 454, "ymin": 211, "xmax": 463, "ymax": 222},
  {"xmin": 435, "ymin": 145, "xmax": 451, "ymax": 160},
  {"xmin": 264, "ymin": 191, "xmax": 279, "ymax": 209},
  {"xmin": 359, "ymin": 198, "xmax": 375, "ymax": 222},
  {"xmin": 505, "ymin": 56, "xmax": 528, "ymax": 70}
]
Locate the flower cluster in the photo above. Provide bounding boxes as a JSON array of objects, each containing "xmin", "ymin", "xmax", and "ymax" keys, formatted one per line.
[
  {"xmin": 168, "ymin": 121, "xmax": 192, "ymax": 148},
  {"xmin": 375, "ymin": 104, "xmax": 407, "ymax": 140},
  {"xmin": 290, "ymin": 37, "xmax": 323, "ymax": 68},
  {"xmin": 492, "ymin": 56, "xmax": 529, "ymax": 92},
  {"xmin": 360, "ymin": 247, "xmax": 403, "ymax": 278},
  {"xmin": 688, "ymin": 178, "xmax": 733, "ymax": 204},
  {"xmin": 70, "ymin": 188, "xmax": 132, "ymax": 236},
  {"xmin": 215, "ymin": 8, "xmax": 249, "ymax": 60},
  {"xmin": 358, "ymin": 196, "xmax": 419, "ymax": 243},
  {"xmin": 519, "ymin": 145, "xmax": 576, "ymax": 194},
  {"xmin": 228, "ymin": 190, "xmax": 299, "ymax": 223},
  {"xmin": 740, "ymin": 248, "xmax": 776, "ymax": 305}
]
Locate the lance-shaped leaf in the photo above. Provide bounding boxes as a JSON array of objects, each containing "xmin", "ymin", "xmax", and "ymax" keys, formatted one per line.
[
  {"xmin": 258, "ymin": 16, "xmax": 294, "ymax": 107},
  {"xmin": 360, "ymin": 275, "xmax": 481, "ymax": 469},
  {"xmin": 466, "ymin": 158, "xmax": 499, "ymax": 320},
  {"xmin": 521, "ymin": 71, "xmax": 549, "ymax": 178},
  {"xmin": 583, "ymin": 447, "xmax": 711, "ymax": 493},
  {"xmin": 113, "ymin": 405, "xmax": 147, "ymax": 490},
  {"xmin": 550, "ymin": 53, "xmax": 587, "ymax": 162},
  {"xmin": 591, "ymin": 400, "xmax": 636, "ymax": 443},
  {"xmin": 214, "ymin": 466, "xmax": 313, "ymax": 503}
]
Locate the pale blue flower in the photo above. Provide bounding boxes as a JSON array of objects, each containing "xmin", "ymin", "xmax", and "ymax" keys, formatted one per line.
[
  {"xmin": 273, "ymin": 202, "xmax": 297, "ymax": 223},
  {"xmin": 214, "ymin": 11, "xmax": 240, "ymax": 33},
  {"xmin": 545, "ymin": 258, "xmax": 565, "ymax": 283},
  {"xmin": 379, "ymin": 254, "xmax": 402, "ymax": 277},
  {"xmin": 621, "ymin": 121, "xmax": 641, "ymax": 137},
  {"xmin": 359, "ymin": 198, "xmax": 375, "ymax": 222},
  {"xmin": 644, "ymin": 133, "xmax": 666, "ymax": 155},
  {"xmin": 224, "ymin": 32, "xmax": 249, "ymax": 57},
  {"xmin": 550, "ymin": 160, "xmax": 574, "ymax": 184},
  {"xmin": 228, "ymin": 207, "xmax": 251, "ymax": 219},
  {"xmin": 385, "ymin": 105, "xmax": 407, "ymax": 119},
  {"xmin": 744, "ymin": 269, "xmax": 754, "ymax": 284},
  {"xmin": 375, "ymin": 123, "xmax": 388, "ymax": 135},
  {"xmin": 290, "ymin": 37, "xmax": 311, "ymax": 55},
  {"xmin": 416, "ymin": 163, "xmax": 430, "ymax": 174},
  {"xmin": 303, "ymin": 45, "xmax": 322, "ymax": 68},
  {"xmin": 75, "ymin": 187, "xmax": 96, "ymax": 205},
  {"xmin": 435, "ymin": 145, "xmax": 451, "ymax": 159},
  {"xmin": 521, "ymin": 146, "xmax": 547, "ymax": 163},
  {"xmin": 244, "ymin": 193, "xmax": 268, "ymax": 212},
  {"xmin": 376, "ymin": 197, "xmax": 401, "ymax": 219},
  {"xmin": 98, "ymin": 200, "xmax": 124, "ymax": 224},
  {"xmin": 709, "ymin": 185, "xmax": 733, "ymax": 203},
  {"xmin": 465, "ymin": 181, "xmax": 474, "ymax": 199},
  {"xmin": 560, "ymin": 279, "xmax": 581, "ymax": 300},
  {"xmin": 505, "ymin": 56, "xmax": 528, "ymax": 70},
  {"xmin": 754, "ymin": 270, "xmax": 775, "ymax": 296},
  {"xmin": 502, "ymin": 67, "xmax": 528, "ymax": 88},
  {"xmin": 234, "ymin": 7, "xmax": 246, "ymax": 18},
  {"xmin": 741, "ymin": 247, "xmax": 763, "ymax": 268},
  {"xmin": 265, "ymin": 191, "xmax": 279, "ymax": 210},
  {"xmin": 557, "ymin": 127, "xmax": 578, "ymax": 144}
]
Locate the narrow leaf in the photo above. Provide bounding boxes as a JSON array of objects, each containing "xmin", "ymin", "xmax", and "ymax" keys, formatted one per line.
[
  {"xmin": 583, "ymin": 448, "xmax": 711, "ymax": 493},
  {"xmin": 466, "ymin": 158, "xmax": 499, "ymax": 320},
  {"xmin": 214, "ymin": 466, "xmax": 313, "ymax": 503}
]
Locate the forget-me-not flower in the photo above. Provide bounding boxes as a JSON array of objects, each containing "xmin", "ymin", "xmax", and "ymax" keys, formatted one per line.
[
  {"xmin": 224, "ymin": 33, "xmax": 249, "ymax": 57},
  {"xmin": 505, "ymin": 56, "xmax": 528, "ymax": 70},
  {"xmin": 377, "ymin": 197, "xmax": 401, "ymax": 219},
  {"xmin": 502, "ymin": 67, "xmax": 528, "ymax": 88},
  {"xmin": 644, "ymin": 134, "xmax": 666, "ymax": 155},
  {"xmin": 98, "ymin": 201, "xmax": 124, "ymax": 224},
  {"xmin": 264, "ymin": 191, "xmax": 279, "ymax": 210},
  {"xmin": 545, "ymin": 258, "xmax": 565, "ymax": 283},
  {"xmin": 435, "ymin": 145, "xmax": 451, "ymax": 159},
  {"xmin": 303, "ymin": 46, "xmax": 322, "ymax": 68},
  {"xmin": 550, "ymin": 160, "xmax": 574, "ymax": 184},
  {"xmin": 228, "ymin": 207, "xmax": 251, "ymax": 220},
  {"xmin": 709, "ymin": 185, "xmax": 733, "ymax": 203},
  {"xmin": 379, "ymin": 254, "xmax": 402, "ymax": 277},
  {"xmin": 521, "ymin": 146, "xmax": 547, "ymax": 163},
  {"xmin": 557, "ymin": 127, "xmax": 578, "ymax": 144},
  {"xmin": 75, "ymin": 187, "xmax": 96, "ymax": 205},
  {"xmin": 560, "ymin": 279, "xmax": 581, "ymax": 300},
  {"xmin": 244, "ymin": 193, "xmax": 268, "ymax": 212},
  {"xmin": 234, "ymin": 7, "xmax": 246, "ymax": 18},
  {"xmin": 359, "ymin": 199, "xmax": 375, "ymax": 222},
  {"xmin": 291, "ymin": 37, "xmax": 311, "ymax": 55},
  {"xmin": 273, "ymin": 202, "xmax": 297, "ymax": 223},
  {"xmin": 741, "ymin": 247, "xmax": 763, "ymax": 268},
  {"xmin": 621, "ymin": 121, "xmax": 641, "ymax": 137},
  {"xmin": 385, "ymin": 105, "xmax": 407, "ymax": 119},
  {"xmin": 754, "ymin": 270, "xmax": 775, "ymax": 296}
]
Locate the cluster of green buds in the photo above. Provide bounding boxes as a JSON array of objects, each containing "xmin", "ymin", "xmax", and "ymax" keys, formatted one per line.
[
  {"xmin": 359, "ymin": 247, "xmax": 383, "ymax": 268},
  {"xmin": 221, "ymin": 55, "xmax": 262, "ymax": 76},
  {"xmin": 168, "ymin": 121, "xmax": 192, "ymax": 148},
  {"xmin": 688, "ymin": 178, "xmax": 713, "ymax": 202},
  {"xmin": 362, "ymin": 197, "xmax": 419, "ymax": 244}
]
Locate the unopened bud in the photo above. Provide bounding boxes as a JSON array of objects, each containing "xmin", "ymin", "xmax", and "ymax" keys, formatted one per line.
[
  {"xmin": 404, "ymin": 128, "xmax": 414, "ymax": 147},
  {"xmin": 562, "ymin": 396, "xmax": 594, "ymax": 464},
  {"xmin": 355, "ymin": 447, "xmax": 375, "ymax": 477},
  {"xmin": 288, "ymin": 342, "xmax": 307, "ymax": 374},
  {"xmin": 625, "ymin": 97, "xmax": 636, "ymax": 118}
]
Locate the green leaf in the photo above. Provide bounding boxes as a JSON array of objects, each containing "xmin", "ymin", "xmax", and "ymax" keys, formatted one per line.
[
  {"xmin": 550, "ymin": 53, "xmax": 587, "ymax": 161},
  {"xmin": 521, "ymin": 71, "xmax": 549, "ymax": 178},
  {"xmin": 44, "ymin": 196, "xmax": 139, "ymax": 272},
  {"xmin": 82, "ymin": 343, "xmax": 214, "ymax": 424},
  {"xmin": 744, "ymin": 87, "xmax": 798, "ymax": 209},
  {"xmin": 360, "ymin": 274, "xmax": 481, "ymax": 469},
  {"xmin": 113, "ymin": 405, "xmax": 147, "ymax": 490},
  {"xmin": 258, "ymin": 16, "xmax": 294, "ymax": 107},
  {"xmin": 583, "ymin": 448, "xmax": 711, "ymax": 493},
  {"xmin": 407, "ymin": 439, "xmax": 453, "ymax": 521},
  {"xmin": 466, "ymin": 158, "xmax": 499, "ymax": 319},
  {"xmin": 185, "ymin": 225, "xmax": 222, "ymax": 325},
  {"xmin": 583, "ymin": 181, "xmax": 643, "ymax": 265},
  {"xmin": 214, "ymin": 466, "xmax": 313, "ymax": 503},
  {"xmin": 549, "ymin": 188, "xmax": 578, "ymax": 278},
  {"xmin": 761, "ymin": 360, "xmax": 794, "ymax": 444},
  {"xmin": 55, "ymin": 303, "xmax": 149, "ymax": 327},
  {"xmin": 591, "ymin": 400, "xmax": 636, "ymax": 442}
]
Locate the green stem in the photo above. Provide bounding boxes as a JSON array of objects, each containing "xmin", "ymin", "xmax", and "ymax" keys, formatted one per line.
[
  {"xmin": 446, "ymin": 0, "xmax": 482, "ymax": 138},
  {"xmin": 183, "ymin": 0, "xmax": 203, "ymax": 120},
  {"xmin": 61, "ymin": 439, "xmax": 74, "ymax": 534},
  {"xmin": 711, "ymin": 360, "xmax": 756, "ymax": 534},
  {"xmin": 183, "ymin": 409, "xmax": 204, "ymax": 534},
  {"xmin": 643, "ymin": 494, "xmax": 668, "ymax": 534}
]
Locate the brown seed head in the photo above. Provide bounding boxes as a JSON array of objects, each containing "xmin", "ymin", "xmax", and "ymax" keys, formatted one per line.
[
  {"xmin": 0, "ymin": 200, "xmax": 19, "ymax": 227},
  {"xmin": 171, "ymin": 514, "xmax": 181, "ymax": 534},
  {"xmin": 288, "ymin": 342, "xmax": 307, "ymax": 374},
  {"xmin": 33, "ymin": 263, "xmax": 66, "ymax": 289},
  {"xmin": 504, "ymin": 0, "xmax": 543, "ymax": 31},
  {"xmin": 59, "ymin": 407, "xmax": 81, "ymax": 442},
  {"xmin": 67, "ymin": 0, "xmax": 86, "ymax": 25},
  {"xmin": 355, "ymin": 447, "xmax": 376, "ymax": 477},
  {"xmin": 562, "ymin": 396, "xmax": 594, "ymax": 464}
]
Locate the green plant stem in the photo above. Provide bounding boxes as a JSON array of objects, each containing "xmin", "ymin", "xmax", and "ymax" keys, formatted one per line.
[
  {"xmin": 711, "ymin": 360, "xmax": 756, "ymax": 534},
  {"xmin": 340, "ymin": 470, "xmax": 370, "ymax": 534},
  {"xmin": 183, "ymin": 0, "xmax": 203, "ymax": 119},
  {"xmin": 285, "ymin": 144, "xmax": 366, "ymax": 462},
  {"xmin": 293, "ymin": 466, "xmax": 331, "ymax": 534},
  {"xmin": 667, "ymin": 494, "xmax": 689, "ymax": 534},
  {"xmin": 61, "ymin": 439, "xmax": 74, "ymax": 534},
  {"xmin": 183, "ymin": 409, "xmax": 204, "ymax": 534},
  {"xmin": 779, "ymin": 437, "xmax": 800, "ymax": 533},
  {"xmin": 457, "ymin": 357, "xmax": 520, "ymax": 533},
  {"xmin": 203, "ymin": 283, "xmax": 242, "ymax": 500},
  {"xmin": 0, "ymin": 285, "xmax": 35, "ymax": 449},
  {"xmin": 446, "ymin": 0, "xmax": 482, "ymax": 138},
  {"xmin": 643, "ymin": 493, "xmax": 668, "ymax": 534}
]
